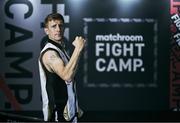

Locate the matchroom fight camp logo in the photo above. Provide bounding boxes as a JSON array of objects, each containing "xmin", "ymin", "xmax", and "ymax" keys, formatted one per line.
[{"xmin": 83, "ymin": 18, "xmax": 158, "ymax": 88}]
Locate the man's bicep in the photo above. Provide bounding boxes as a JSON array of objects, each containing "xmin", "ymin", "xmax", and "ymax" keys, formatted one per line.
[{"xmin": 43, "ymin": 50, "xmax": 65, "ymax": 75}]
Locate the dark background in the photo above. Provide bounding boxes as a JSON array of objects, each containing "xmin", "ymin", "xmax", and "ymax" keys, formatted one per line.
[
  {"xmin": 1, "ymin": 0, "xmax": 180, "ymax": 122},
  {"xmin": 70, "ymin": 0, "xmax": 169, "ymax": 111}
]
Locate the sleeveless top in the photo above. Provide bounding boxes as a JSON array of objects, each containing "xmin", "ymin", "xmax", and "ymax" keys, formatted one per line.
[{"xmin": 38, "ymin": 39, "xmax": 83, "ymax": 121}]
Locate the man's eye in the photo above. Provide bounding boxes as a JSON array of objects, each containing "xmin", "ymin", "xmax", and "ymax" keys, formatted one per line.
[
  {"xmin": 59, "ymin": 25, "xmax": 64, "ymax": 28},
  {"xmin": 52, "ymin": 25, "xmax": 56, "ymax": 28}
]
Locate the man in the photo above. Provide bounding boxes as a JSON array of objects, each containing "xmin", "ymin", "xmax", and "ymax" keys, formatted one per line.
[{"xmin": 38, "ymin": 13, "xmax": 85, "ymax": 122}]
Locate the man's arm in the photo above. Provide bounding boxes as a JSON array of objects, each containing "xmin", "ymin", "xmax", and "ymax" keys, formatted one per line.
[{"xmin": 42, "ymin": 36, "xmax": 85, "ymax": 82}]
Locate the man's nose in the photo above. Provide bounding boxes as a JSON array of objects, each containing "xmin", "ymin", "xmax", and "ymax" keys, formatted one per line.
[
  {"xmin": 56, "ymin": 25, "xmax": 61, "ymax": 31},
  {"xmin": 56, "ymin": 26, "xmax": 61, "ymax": 31}
]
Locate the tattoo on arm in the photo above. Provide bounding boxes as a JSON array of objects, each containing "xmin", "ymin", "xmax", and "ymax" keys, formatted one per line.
[
  {"xmin": 49, "ymin": 53, "xmax": 59, "ymax": 61},
  {"xmin": 45, "ymin": 51, "xmax": 61, "ymax": 71}
]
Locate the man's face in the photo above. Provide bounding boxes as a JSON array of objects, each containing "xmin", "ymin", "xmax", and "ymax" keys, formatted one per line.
[{"xmin": 44, "ymin": 19, "xmax": 64, "ymax": 42}]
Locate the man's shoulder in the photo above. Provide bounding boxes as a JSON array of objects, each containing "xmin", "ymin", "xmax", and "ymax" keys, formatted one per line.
[{"xmin": 41, "ymin": 43, "xmax": 59, "ymax": 53}]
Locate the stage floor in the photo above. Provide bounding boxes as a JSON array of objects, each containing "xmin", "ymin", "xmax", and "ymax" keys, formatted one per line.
[{"xmin": 0, "ymin": 110, "xmax": 180, "ymax": 122}]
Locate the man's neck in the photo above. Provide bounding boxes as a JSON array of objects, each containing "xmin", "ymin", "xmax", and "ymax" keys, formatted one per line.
[{"xmin": 48, "ymin": 38, "xmax": 65, "ymax": 49}]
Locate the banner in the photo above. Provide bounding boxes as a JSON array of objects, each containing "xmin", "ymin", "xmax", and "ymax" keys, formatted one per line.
[
  {"xmin": 0, "ymin": 0, "xmax": 69, "ymax": 111},
  {"xmin": 170, "ymin": 0, "xmax": 180, "ymax": 111}
]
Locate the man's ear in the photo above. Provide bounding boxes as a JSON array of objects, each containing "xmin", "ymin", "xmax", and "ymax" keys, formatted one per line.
[{"xmin": 44, "ymin": 28, "xmax": 49, "ymax": 35}]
